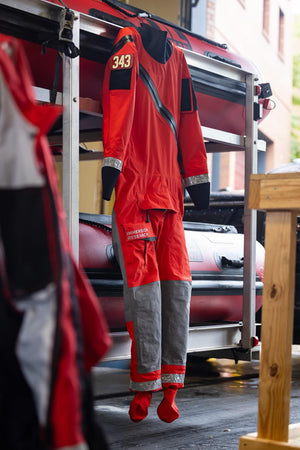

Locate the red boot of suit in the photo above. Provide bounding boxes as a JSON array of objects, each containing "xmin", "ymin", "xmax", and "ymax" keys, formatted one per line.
[
  {"xmin": 157, "ymin": 386, "xmax": 180, "ymax": 423},
  {"xmin": 129, "ymin": 392, "xmax": 152, "ymax": 422}
]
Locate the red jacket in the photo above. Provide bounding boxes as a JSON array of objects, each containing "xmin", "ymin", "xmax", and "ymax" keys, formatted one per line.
[
  {"xmin": 101, "ymin": 25, "xmax": 210, "ymax": 212},
  {"xmin": 0, "ymin": 34, "xmax": 111, "ymax": 449}
]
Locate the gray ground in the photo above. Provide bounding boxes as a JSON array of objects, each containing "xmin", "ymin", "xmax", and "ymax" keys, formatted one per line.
[{"xmin": 92, "ymin": 348, "xmax": 300, "ymax": 449}]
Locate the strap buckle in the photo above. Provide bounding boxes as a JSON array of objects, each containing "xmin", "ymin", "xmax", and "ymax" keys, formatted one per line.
[{"xmin": 58, "ymin": 8, "xmax": 75, "ymax": 43}]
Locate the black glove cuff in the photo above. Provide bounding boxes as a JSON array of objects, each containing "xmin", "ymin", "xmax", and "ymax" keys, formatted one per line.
[
  {"xmin": 102, "ymin": 166, "xmax": 121, "ymax": 201},
  {"xmin": 186, "ymin": 182, "xmax": 210, "ymax": 210}
]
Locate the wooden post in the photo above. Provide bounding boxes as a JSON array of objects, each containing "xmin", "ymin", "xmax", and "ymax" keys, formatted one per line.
[
  {"xmin": 258, "ymin": 210, "xmax": 297, "ymax": 441},
  {"xmin": 239, "ymin": 173, "xmax": 300, "ymax": 450}
]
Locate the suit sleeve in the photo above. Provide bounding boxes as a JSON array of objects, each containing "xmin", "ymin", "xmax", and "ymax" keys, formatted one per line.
[
  {"xmin": 101, "ymin": 28, "xmax": 138, "ymax": 200},
  {"xmin": 178, "ymin": 52, "xmax": 210, "ymax": 209}
]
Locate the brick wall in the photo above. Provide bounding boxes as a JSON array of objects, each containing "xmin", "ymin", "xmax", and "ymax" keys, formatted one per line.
[
  {"xmin": 206, "ymin": 0, "xmax": 216, "ymax": 39},
  {"xmin": 211, "ymin": 0, "xmax": 293, "ymax": 189}
]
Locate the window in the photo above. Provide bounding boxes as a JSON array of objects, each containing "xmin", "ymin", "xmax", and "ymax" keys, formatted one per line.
[
  {"xmin": 278, "ymin": 8, "xmax": 285, "ymax": 57},
  {"xmin": 263, "ymin": 0, "xmax": 270, "ymax": 36}
]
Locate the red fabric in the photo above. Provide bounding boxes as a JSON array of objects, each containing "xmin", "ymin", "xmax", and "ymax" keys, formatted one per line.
[
  {"xmin": 161, "ymin": 365, "xmax": 186, "ymax": 374},
  {"xmin": 129, "ymin": 392, "xmax": 152, "ymax": 422},
  {"xmin": 102, "ymin": 26, "xmax": 208, "ymax": 215},
  {"xmin": 117, "ymin": 209, "xmax": 191, "ymax": 289},
  {"xmin": 0, "ymin": 34, "xmax": 111, "ymax": 448},
  {"xmin": 51, "ymin": 276, "xmax": 84, "ymax": 448},
  {"xmin": 157, "ymin": 387, "xmax": 180, "ymax": 423},
  {"xmin": 74, "ymin": 263, "xmax": 112, "ymax": 371}
]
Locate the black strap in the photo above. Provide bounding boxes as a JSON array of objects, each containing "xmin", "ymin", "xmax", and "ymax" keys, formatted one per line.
[
  {"xmin": 101, "ymin": 0, "xmax": 142, "ymax": 18},
  {"xmin": 61, "ymin": 41, "xmax": 80, "ymax": 58},
  {"xmin": 45, "ymin": 6, "xmax": 80, "ymax": 104},
  {"xmin": 79, "ymin": 218, "xmax": 112, "ymax": 234},
  {"xmin": 111, "ymin": 35, "xmax": 134, "ymax": 56},
  {"xmin": 56, "ymin": 0, "xmax": 69, "ymax": 7},
  {"xmin": 50, "ymin": 52, "xmax": 62, "ymax": 104}
]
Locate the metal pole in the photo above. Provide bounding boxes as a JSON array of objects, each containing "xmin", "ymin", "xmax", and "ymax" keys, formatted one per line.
[
  {"xmin": 242, "ymin": 72, "xmax": 258, "ymax": 348},
  {"xmin": 62, "ymin": 13, "xmax": 80, "ymax": 260}
]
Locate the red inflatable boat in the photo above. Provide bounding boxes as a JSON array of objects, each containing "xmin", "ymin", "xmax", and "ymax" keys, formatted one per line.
[
  {"xmin": 11, "ymin": 0, "xmax": 273, "ymax": 136},
  {"xmin": 79, "ymin": 213, "xmax": 264, "ymax": 331}
]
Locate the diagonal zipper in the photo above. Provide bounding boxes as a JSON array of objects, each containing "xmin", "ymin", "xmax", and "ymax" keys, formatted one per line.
[{"xmin": 139, "ymin": 64, "xmax": 178, "ymax": 144}]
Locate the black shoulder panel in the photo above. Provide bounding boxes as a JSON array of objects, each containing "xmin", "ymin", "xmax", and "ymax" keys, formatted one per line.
[
  {"xmin": 109, "ymin": 68, "xmax": 132, "ymax": 90},
  {"xmin": 181, "ymin": 78, "xmax": 198, "ymax": 112}
]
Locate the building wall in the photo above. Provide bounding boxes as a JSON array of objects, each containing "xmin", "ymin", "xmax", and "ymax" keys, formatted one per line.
[
  {"xmin": 126, "ymin": 0, "xmax": 180, "ymax": 24},
  {"xmin": 292, "ymin": 13, "xmax": 300, "ymax": 156},
  {"xmin": 205, "ymin": 0, "xmax": 293, "ymax": 188}
]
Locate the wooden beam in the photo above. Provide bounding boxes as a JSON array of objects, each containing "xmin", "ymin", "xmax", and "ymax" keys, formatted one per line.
[
  {"xmin": 248, "ymin": 173, "xmax": 300, "ymax": 211},
  {"xmin": 240, "ymin": 172, "xmax": 299, "ymax": 449},
  {"xmin": 257, "ymin": 211, "xmax": 297, "ymax": 441},
  {"xmin": 240, "ymin": 423, "xmax": 300, "ymax": 449}
]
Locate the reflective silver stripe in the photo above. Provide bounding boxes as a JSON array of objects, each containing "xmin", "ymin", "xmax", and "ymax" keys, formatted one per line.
[
  {"xmin": 161, "ymin": 373, "xmax": 185, "ymax": 384},
  {"xmin": 130, "ymin": 378, "xmax": 162, "ymax": 392},
  {"xmin": 184, "ymin": 173, "xmax": 210, "ymax": 187},
  {"xmin": 102, "ymin": 157, "xmax": 123, "ymax": 171},
  {"xmin": 14, "ymin": 283, "xmax": 57, "ymax": 426},
  {"xmin": 0, "ymin": 71, "xmax": 43, "ymax": 189}
]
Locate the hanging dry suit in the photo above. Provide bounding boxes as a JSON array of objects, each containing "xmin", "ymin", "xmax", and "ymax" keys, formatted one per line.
[
  {"xmin": 0, "ymin": 34, "xmax": 111, "ymax": 449},
  {"xmin": 101, "ymin": 24, "xmax": 209, "ymax": 417}
]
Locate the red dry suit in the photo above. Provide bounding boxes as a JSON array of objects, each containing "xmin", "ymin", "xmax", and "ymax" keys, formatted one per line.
[
  {"xmin": 0, "ymin": 34, "xmax": 111, "ymax": 450},
  {"xmin": 101, "ymin": 25, "xmax": 209, "ymax": 392}
]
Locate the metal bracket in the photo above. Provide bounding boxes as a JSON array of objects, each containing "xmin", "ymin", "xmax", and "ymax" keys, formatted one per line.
[{"xmin": 58, "ymin": 8, "xmax": 75, "ymax": 43}]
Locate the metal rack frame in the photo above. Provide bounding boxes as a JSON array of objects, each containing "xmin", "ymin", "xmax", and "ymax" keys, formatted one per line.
[{"xmin": 0, "ymin": 0, "xmax": 264, "ymax": 361}]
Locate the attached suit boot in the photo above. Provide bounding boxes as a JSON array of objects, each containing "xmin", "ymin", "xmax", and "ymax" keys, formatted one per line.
[
  {"xmin": 157, "ymin": 386, "xmax": 179, "ymax": 423},
  {"xmin": 129, "ymin": 391, "xmax": 152, "ymax": 422}
]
